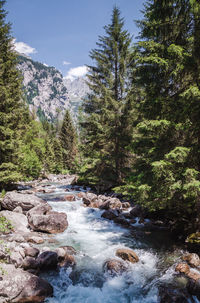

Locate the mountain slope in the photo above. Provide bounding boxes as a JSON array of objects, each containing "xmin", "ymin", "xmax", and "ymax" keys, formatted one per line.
[{"xmin": 18, "ymin": 55, "xmax": 70, "ymax": 122}]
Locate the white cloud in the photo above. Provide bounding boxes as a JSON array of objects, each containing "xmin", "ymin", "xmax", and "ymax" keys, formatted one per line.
[
  {"xmin": 43, "ymin": 63, "xmax": 49, "ymax": 67},
  {"xmin": 13, "ymin": 39, "xmax": 37, "ymax": 56},
  {"xmin": 65, "ymin": 65, "xmax": 88, "ymax": 81},
  {"xmin": 63, "ymin": 61, "xmax": 71, "ymax": 66}
]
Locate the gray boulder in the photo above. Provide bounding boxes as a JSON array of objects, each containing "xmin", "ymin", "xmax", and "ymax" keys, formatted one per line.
[
  {"xmin": 27, "ymin": 204, "xmax": 68, "ymax": 234},
  {"xmin": 0, "ymin": 263, "xmax": 53, "ymax": 302},
  {"xmin": 0, "ymin": 210, "xmax": 29, "ymax": 233},
  {"xmin": 2, "ymin": 192, "xmax": 45, "ymax": 212}
]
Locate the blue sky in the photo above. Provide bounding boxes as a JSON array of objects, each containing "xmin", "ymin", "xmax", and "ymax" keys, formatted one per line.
[{"xmin": 5, "ymin": 0, "xmax": 145, "ymax": 79}]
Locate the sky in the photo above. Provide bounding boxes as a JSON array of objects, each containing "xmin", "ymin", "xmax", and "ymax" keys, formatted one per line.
[{"xmin": 5, "ymin": 0, "xmax": 145, "ymax": 80}]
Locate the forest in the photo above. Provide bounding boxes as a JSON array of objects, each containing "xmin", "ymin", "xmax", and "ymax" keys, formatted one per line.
[{"xmin": 1, "ymin": 0, "xmax": 200, "ymax": 242}]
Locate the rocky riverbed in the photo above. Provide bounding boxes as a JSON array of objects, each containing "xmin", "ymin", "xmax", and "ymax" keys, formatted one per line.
[{"xmin": 0, "ymin": 174, "xmax": 199, "ymax": 303}]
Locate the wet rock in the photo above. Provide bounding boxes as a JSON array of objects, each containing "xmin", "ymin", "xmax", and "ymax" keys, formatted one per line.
[
  {"xmin": 175, "ymin": 263, "xmax": 190, "ymax": 275},
  {"xmin": 103, "ymin": 259, "xmax": 127, "ymax": 275},
  {"xmin": 158, "ymin": 285, "xmax": 189, "ymax": 303},
  {"xmin": 113, "ymin": 216, "xmax": 130, "ymax": 227},
  {"xmin": 63, "ymin": 194, "xmax": 76, "ymax": 202},
  {"xmin": 122, "ymin": 202, "xmax": 130, "ymax": 209},
  {"xmin": 116, "ymin": 248, "xmax": 139, "ymax": 264},
  {"xmin": 187, "ymin": 279, "xmax": 200, "ymax": 298},
  {"xmin": 101, "ymin": 210, "xmax": 118, "ymax": 220},
  {"xmin": 27, "ymin": 235, "xmax": 44, "ymax": 244},
  {"xmin": 0, "ymin": 210, "xmax": 29, "ymax": 233},
  {"xmin": 90, "ymin": 200, "xmax": 104, "ymax": 208},
  {"xmin": 36, "ymin": 251, "xmax": 58, "ymax": 270},
  {"xmin": 182, "ymin": 253, "xmax": 200, "ymax": 268},
  {"xmin": 24, "ymin": 247, "xmax": 40, "ymax": 258},
  {"xmin": 2, "ymin": 192, "xmax": 46, "ymax": 212},
  {"xmin": 187, "ymin": 270, "xmax": 200, "ymax": 281},
  {"xmin": 27, "ymin": 204, "xmax": 68, "ymax": 234},
  {"xmin": 22, "ymin": 256, "xmax": 38, "ymax": 270},
  {"xmin": 60, "ymin": 246, "xmax": 77, "ymax": 256},
  {"xmin": 77, "ymin": 192, "xmax": 86, "ymax": 199},
  {"xmin": 0, "ymin": 263, "xmax": 53, "ymax": 302},
  {"xmin": 59, "ymin": 254, "xmax": 76, "ymax": 268},
  {"xmin": 130, "ymin": 205, "xmax": 142, "ymax": 218}
]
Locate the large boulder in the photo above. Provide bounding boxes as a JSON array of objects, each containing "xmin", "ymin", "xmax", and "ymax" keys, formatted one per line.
[
  {"xmin": 0, "ymin": 263, "xmax": 53, "ymax": 302},
  {"xmin": 27, "ymin": 204, "xmax": 68, "ymax": 234},
  {"xmin": 2, "ymin": 192, "xmax": 45, "ymax": 212},
  {"xmin": 116, "ymin": 248, "xmax": 139, "ymax": 264},
  {"xmin": 103, "ymin": 259, "xmax": 127, "ymax": 275},
  {"xmin": 0, "ymin": 210, "xmax": 29, "ymax": 233}
]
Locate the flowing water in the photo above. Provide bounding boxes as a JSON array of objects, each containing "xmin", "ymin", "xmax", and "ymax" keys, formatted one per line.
[{"xmin": 36, "ymin": 184, "xmax": 199, "ymax": 303}]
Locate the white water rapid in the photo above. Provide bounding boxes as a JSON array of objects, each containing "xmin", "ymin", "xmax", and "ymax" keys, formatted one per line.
[{"xmin": 36, "ymin": 184, "xmax": 199, "ymax": 303}]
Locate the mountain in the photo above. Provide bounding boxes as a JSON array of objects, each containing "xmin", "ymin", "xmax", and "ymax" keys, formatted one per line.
[
  {"xmin": 64, "ymin": 77, "xmax": 90, "ymax": 118},
  {"xmin": 17, "ymin": 55, "xmax": 90, "ymax": 123},
  {"xmin": 17, "ymin": 55, "xmax": 70, "ymax": 122}
]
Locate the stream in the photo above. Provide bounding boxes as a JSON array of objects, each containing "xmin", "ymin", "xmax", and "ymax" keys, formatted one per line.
[{"xmin": 35, "ymin": 183, "xmax": 199, "ymax": 303}]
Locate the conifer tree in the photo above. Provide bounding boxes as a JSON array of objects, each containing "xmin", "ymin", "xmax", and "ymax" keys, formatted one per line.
[
  {"xmin": 121, "ymin": 0, "xmax": 200, "ymax": 229},
  {"xmin": 80, "ymin": 7, "xmax": 133, "ymax": 185},
  {"xmin": 60, "ymin": 110, "xmax": 77, "ymax": 170},
  {"xmin": 0, "ymin": 0, "xmax": 27, "ymax": 187}
]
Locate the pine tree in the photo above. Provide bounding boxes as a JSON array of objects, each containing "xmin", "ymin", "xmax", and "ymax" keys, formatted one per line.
[
  {"xmin": 0, "ymin": 0, "xmax": 28, "ymax": 187},
  {"xmin": 121, "ymin": 0, "xmax": 200, "ymax": 230},
  {"xmin": 59, "ymin": 110, "xmax": 77, "ymax": 170},
  {"xmin": 80, "ymin": 7, "xmax": 133, "ymax": 185}
]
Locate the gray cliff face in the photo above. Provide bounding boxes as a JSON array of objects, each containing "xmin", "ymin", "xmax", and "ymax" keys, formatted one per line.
[
  {"xmin": 64, "ymin": 77, "xmax": 90, "ymax": 118},
  {"xmin": 17, "ymin": 55, "xmax": 90, "ymax": 122},
  {"xmin": 18, "ymin": 55, "xmax": 70, "ymax": 122}
]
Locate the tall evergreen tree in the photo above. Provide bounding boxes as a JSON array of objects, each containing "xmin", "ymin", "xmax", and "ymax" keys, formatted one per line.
[
  {"xmin": 0, "ymin": 0, "xmax": 28, "ymax": 187},
  {"xmin": 60, "ymin": 110, "xmax": 77, "ymax": 170},
  {"xmin": 80, "ymin": 7, "xmax": 133, "ymax": 185},
  {"xmin": 120, "ymin": 0, "xmax": 200, "ymax": 232}
]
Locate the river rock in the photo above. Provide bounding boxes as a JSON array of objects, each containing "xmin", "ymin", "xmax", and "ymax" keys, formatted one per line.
[
  {"xmin": 24, "ymin": 246, "xmax": 40, "ymax": 258},
  {"xmin": 100, "ymin": 198, "xmax": 122, "ymax": 210},
  {"xmin": 175, "ymin": 263, "xmax": 190, "ymax": 275},
  {"xmin": 187, "ymin": 270, "xmax": 200, "ymax": 281},
  {"xmin": 36, "ymin": 251, "xmax": 58, "ymax": 270},
  {"xmin": 101, "ymin": 210, "xmax": 119, "ymax": 220},
  {"xmin": 130, "ymin": 205, "xmax": 143, "ymax": 218},
  {"xmin": 59, "ymin": 254, "xmax": 76, "ymax": 268},
  {"xmin": 116, "ymin": 248, "xmax": 139, "ymax": 264},
  {"xmin": 27, "ymin": 235, "xmax": 45, "ymax": 244},
  {"xmin": 122, "ymin": 202, "xmax": 131, "ymax": 209},
  {"xmin": 113, "ymin": 216, "xmax": 130, "ymax": 227},
  {"xmin": 63, "ymin": 195, "xmax": 76, "ymax": 202},
  {"xmin": 0, "ymin": 210, "xmax": 29, "ymax": 233},
  {"xmin": 182, "ymin": 253, "xmax": 200, "ymax": 268},
  {"xmin": 2, "ymin": 192, "xmax": 46, "ymax": 212},
  {"xmin": 0, "ymin": 263, "xmax": 53, "ymax": 302},
  {"xmin": 187, "ymin": 279, "xmax": 200, "ymax": 298},
  {"xmin": 158, "ymin": 285, "xmax": 189, "ymax": 303},
  {"xmin": 27, "ymin": 204, "xmax": 68, "ymax": 234},
  {"xmin": 103, "ymin": 259, "xmax": 127, "ymax": 275},
  {"xmin": 22, "ymin": 256, "xmax": 38, "ymax": 270}
]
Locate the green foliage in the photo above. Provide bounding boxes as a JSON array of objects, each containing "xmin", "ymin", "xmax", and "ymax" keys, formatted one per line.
[
  {"xmin": 0, "ymin": 216, "xmax": 13, "ymax": 234},
  {"xmin": 80, "ymin": 7, "xmax": 133, "ymax": 185},
  {"xmin": 60, "ymin": 110, "xmax": 78, "ymax": 171}
]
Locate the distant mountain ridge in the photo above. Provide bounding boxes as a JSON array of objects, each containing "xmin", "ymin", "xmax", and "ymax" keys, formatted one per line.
[{"xmin": 17, "ymin": 55, "xmax": 90, "ymax": 122}]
